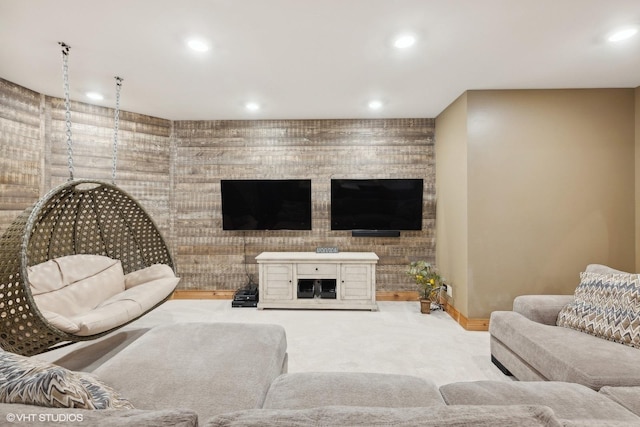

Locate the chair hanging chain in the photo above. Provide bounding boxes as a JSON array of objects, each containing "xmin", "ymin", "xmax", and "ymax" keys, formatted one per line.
[
  {"xmin": 59, "ymin": 42, "xmax": 74, "ymax": 181},
  {"xmin": 112, "ymin": 76, "xmax": 123, "ymax": 184}
]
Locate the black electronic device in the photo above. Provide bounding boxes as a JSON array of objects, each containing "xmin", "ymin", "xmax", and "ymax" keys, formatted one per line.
[
  {"xmin": 232, "ymin": 287, "xmax": 259, "ymax": 308},
  {"xmin": 231, "ymin": 300, "xmax": 258, "ymax": 308},
  {"xmin": 233, "ymin": 288, "xmax": 258, "ymax": 301},
  {"xmin": 352, "ymin": 229, "xmax": 401, "ymax": 237},
  {"xmin": 330, "ymin": 178, "xmax": 423, "ymax": 232},
  {"xmin": 221, "ymin": 179, "xmax": 312, "ymax": 230}
]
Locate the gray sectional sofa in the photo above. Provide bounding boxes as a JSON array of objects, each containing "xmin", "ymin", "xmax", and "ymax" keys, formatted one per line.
[
  {"xmin": 490, "ymin": 264, "xmax": 640, "ymax": 390},
  {"xmin": 2, "ymin": 321, "xmax": 640, "ymax": 426}
]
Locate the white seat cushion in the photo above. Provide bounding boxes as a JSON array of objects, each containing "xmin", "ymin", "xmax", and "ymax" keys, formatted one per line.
[
  {"xmin": 38, "ymin": 310, "xmax": 81, "ymax": 334},
  {"xmin": 70, "ymin": 300, "xmax": 143, "ymax": 336},
  {"xmin": 31, "ymin": 255, "xmax": 125, "ymax": 317},
  {"xmin": 124, "ymin": 264, "xmax": 176, "ymax": 289},
  {"xmin": 116, "ymin": 277, "xmax": 180, "ymax": 310},
  {"xmin": 69, "ymin": 276, "xmax": 179, "ymax": 336},
  {"xmin": 28, "ymin": 255, "xmax": 178, "ymax": 336}
]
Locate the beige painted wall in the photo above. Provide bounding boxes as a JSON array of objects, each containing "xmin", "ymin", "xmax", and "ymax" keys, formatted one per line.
[
  {"xmin": 435, "ymin": 93, "xmax": 469, "ymax": 317},
  {"xmin": 437, "ymin": 89, "xmax": 636, "ymax": 319}
]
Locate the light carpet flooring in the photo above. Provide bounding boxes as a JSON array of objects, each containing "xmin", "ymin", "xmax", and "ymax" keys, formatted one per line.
[{"xmin": 44, "ymin": 300, "xmax": 510, "ymax": 387}]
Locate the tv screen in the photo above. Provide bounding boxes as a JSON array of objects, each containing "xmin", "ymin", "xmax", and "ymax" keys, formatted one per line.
[
  {"xmin": 221, "ymin": 179, "xmax": 312, "ymax": 230},
  {"xmin": 331, "ymin": 179, "xmax": 423, "ymax": 231}
]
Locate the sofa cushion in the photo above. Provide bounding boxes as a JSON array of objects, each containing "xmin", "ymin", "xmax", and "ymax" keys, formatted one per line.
[
  {"xmin": 263, "ymin": 372, "xmax": 444, "ymax": 409},
  {"xmin": 31, "ymin": 255, "xmax": 125, "ymax": 317},
  {"xmin": 557, "ymin": 271, "xmax": 640, "ymax": 348},
  {"xmin": 490, "ymin": 311, "xmax": 640, "ymax": 389},
  {"xmin": 2, "ymin": 403, "xmax": 198, "ymax": 426},
  {"xmin": 0, "ymin": 350, "xmax": 133, "ymax": 410},
  {"xmin": 92, "ymin": 322, "xmax": 288, "ymax": 421},
  {"xmin": 599, "ymin": 386, "xmax": 640, "ymax": 417},
  {"xmin": 439, "ymin": 381, "xmax": 640, "ymax": 424},
  {"xmin": 204, "ymin": 405, "xmax": 562, "ymax": 427}
]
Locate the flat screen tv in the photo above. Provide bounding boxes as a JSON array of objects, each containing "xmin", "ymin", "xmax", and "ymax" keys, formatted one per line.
[
  {"xmin": 331, "ymin": 179, "xmax": 423, "ymax": 231},
  {"xmin": 221, "ymin": 179, "xmax": 312, "ymax": 230}
]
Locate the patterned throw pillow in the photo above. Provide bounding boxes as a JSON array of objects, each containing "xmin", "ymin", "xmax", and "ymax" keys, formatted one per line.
[
  {"xmin": 0, "ymin": 350, "xmax": 134, "ymax": 409},
  {"xmin": 557, "ymin": 272, "xmax": 640, "ymax": 349}
]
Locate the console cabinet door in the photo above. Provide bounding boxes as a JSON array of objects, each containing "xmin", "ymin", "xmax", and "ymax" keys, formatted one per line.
[
  {"xmin": 340, "ymin": 264, "xmax": 372, "ymax": 300},
  {"xmin": 262, "ymin": 264, "xmax": 293, "ymax": 301}
]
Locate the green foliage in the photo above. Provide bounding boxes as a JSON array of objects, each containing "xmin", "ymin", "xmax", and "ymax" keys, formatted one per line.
[{"xmin": 406, "ymin": 260, "xmax": 442, "ymax": 300}]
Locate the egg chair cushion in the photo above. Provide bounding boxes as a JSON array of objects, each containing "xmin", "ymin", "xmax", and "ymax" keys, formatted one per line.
[
  {"xmin": 124, "ymin": 264, "xmax": 176, "ymax": 289},
  {"xmin": 70, "ymin": 276, "xmax": 180, "ymax": 336},
  {"xmin": 28, "ymin": 255, "xmax": 179, "ymax": 336},
  {"xmin": 38, "ymin": 310, "xmax": 82, "ymax": 334},
  {"xmin": 29, "ymin": 255, "xmax": 126, "ymax": 317}
]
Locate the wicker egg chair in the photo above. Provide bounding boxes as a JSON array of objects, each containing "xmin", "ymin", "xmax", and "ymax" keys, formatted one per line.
[
  {"xmin": 0, "ymin": 45, "xmax": 176, "ymax": 356},
  {"xmin": 0, "ymin": 179, "xmax": 176, "ymax": 356}
]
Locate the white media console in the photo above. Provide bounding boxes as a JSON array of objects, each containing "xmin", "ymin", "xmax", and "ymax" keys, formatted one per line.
[{"xmin": 256, "ymin": 252, "xmax": 378, "ymax": 311}]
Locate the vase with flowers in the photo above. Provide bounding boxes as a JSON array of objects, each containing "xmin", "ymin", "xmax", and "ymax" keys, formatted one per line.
[{"xmin": 406, "ymin": 260, "xmax": 442, "ymax": 314}]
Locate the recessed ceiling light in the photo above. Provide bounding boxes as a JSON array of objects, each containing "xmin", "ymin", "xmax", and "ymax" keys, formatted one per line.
[
  {"xmin": 187, "ymin": 39, "xmax": 210, "ymax": 52},
  {"xmin": 393, "ymin": 34, "xmax": 416, "ymax": 49},
  {"xmin": 368, "ymin": 100, "xmax": 383, "ymax": 110},
  {"xmin": 607, "ymin": 27, "xmax": 638, "ymax": 42},
  {"xmin": 86, "ymin": 92, "xmax": 104, "ymax": 101},
  {"xmin": 245, "ymin": 102, "xmax": 260, "ymax": 111}
]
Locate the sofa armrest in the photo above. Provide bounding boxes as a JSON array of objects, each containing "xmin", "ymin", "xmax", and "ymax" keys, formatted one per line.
[{"xmin": 512, "ymin": 295, "xmax": 574, "ymax": 325}]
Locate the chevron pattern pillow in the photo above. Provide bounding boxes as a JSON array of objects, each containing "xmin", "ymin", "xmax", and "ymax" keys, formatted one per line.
[
  {"xmin": 0, "ymin": 350, "xmax": 134, "ymax": 409},
  {"xmin": 557, "ymin": 271, "xmax": 640, "ymax": 349}
]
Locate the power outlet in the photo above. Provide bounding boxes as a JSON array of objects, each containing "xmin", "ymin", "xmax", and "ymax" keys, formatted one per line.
[{"xmin": 445, "ymin": 284, "xmax": 453, "ymax": 298}]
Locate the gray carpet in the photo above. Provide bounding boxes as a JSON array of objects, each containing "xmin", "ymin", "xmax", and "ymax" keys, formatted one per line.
[{"xmin": 42, "ymin": 300, "xmax": 509, "ymax": 386}]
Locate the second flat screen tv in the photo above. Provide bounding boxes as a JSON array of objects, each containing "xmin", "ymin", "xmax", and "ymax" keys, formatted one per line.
[
  {"xmin": 221, "ymin": 179, "xmax": 312, "ymax": 230},
  {"xmin": 331, "ymin": 179, "xmax": 423, "ymax": 231}
]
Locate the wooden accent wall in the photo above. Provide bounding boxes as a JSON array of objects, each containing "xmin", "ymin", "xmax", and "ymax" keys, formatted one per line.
[
  {"xmin": 0, "ymin": 78, "xmax": 172, "ymax": 248},
  {"xmin": 43, "ymin": 96, "xmax": 173, "ymax": 241},
  {"xmin": 1, "ymin": 79, "xmax": 436, "ymax": 293},
  {"xmin": 0, "ymin": 79, "xmax": 42, "ymax": 230},
  {"xmin": 172, "ymin": 119, "xmax": 435, "ymax": 291}
]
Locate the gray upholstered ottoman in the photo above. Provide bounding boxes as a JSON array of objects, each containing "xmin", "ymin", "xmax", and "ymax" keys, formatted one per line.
[
  {"xmin": 439, "ymin": 380, "xmax": 640, "ymax": 424},
  {"xmin": 92, "ymin": 322, "xmax": 288, "ymax": 422},
  {"xmin": 262, "ymin": 372, "xmax": 445, "ymax": 409}
]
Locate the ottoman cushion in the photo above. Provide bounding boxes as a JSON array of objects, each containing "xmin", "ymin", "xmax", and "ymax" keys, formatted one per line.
[
  {"xmin": 263, "ymin": 372, "xmax": 444, "ymax": 409},
  {"xmin": 439, "ymin": 381, "xmax": 639, "ymax": 424},
  {"xmin": 93, "ymin": 322, "xmax": 287, "ymax": 421}
]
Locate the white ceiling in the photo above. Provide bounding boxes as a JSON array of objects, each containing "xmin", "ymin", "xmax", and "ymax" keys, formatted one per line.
[{"xmin": 1, "ymin": 0, "xmax": 639, "ymax": 121}]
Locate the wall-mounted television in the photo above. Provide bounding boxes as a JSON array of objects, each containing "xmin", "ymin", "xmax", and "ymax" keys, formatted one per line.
[
  {"xmin": 221, "ymin": 179, "xmax": 312, "ymax": 230},
  {"xmin": 331, "ymin": 179, "xmax": 423, "ymax": 232}
]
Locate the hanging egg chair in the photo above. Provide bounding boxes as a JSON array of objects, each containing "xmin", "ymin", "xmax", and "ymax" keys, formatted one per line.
[{"xmin": 0, "ymin": 44, "xmax": 178, "ymax": 356}]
